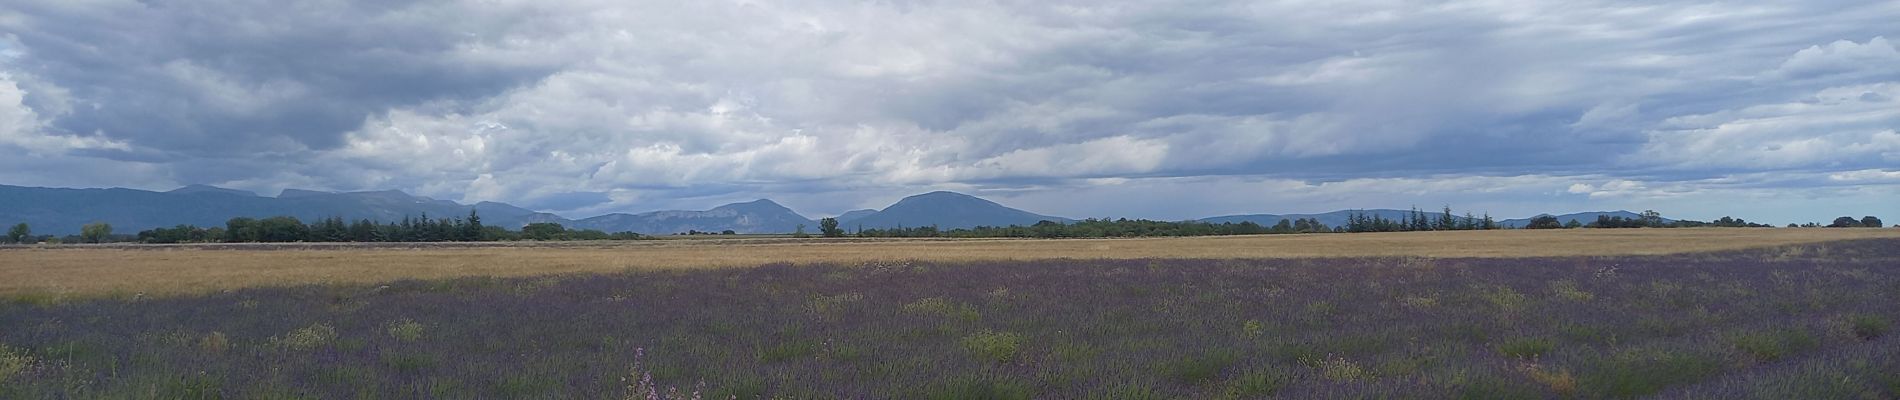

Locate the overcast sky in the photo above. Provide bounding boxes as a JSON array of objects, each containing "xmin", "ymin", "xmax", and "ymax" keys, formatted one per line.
[{"xmin": 1, "ymin": 0, "xmax": 1896, "ymax": 224}]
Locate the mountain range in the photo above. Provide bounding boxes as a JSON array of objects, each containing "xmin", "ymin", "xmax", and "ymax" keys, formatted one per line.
[{"xmin": 0, "ymin": 183, "xmax": 1671, "ymax": 235}]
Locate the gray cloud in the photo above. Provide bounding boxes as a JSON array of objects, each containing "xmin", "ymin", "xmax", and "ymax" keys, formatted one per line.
[{"xmin": 1, "ymin": 0, "xmax": 1897, "ymax": 222}]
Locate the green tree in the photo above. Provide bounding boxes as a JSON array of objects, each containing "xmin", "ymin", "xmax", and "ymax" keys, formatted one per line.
[
  {"xmin": 1861, "ymin": 216, "xmax": 1883, "ymax": 228},
  {"xmin": 1525, "ymin": 216, "xmax": 1563, "ymax": 229},
  {"xmin": 226, "ymin": 217, "xmax": 260, "ymax": 242},
  {"xmin": 464, "ymin": 210, "xmax": 485, "ymax": 241},
  {"xmin": 256, "ymin": 216, "xmax": 308, "ymax": 242},
  {"xmin": 6, "ymin": 223, "xmax": 29, "ymax": 244},
  {"xmin": 522, "ymin": 222, "xmax": 567, "ymax": 241},
  {"xmin": 819, "ymin": 217, "xmax": 844, "ymax": 237},
  {"xmin": 791, "ymin": 224, "xmax": 810, "ymax": 238},
  {"xmin": 1272, "ymin": 219, "xmax": 1294, "ymax": 233},
  {"xmin": 81, "ymin": 222, "xmax": 113, "ymax": 243},
  {"xmin": 1564, "ymin": 219, "xmax": 1583, "ymax": 229},
  {"xmin": 1831, "ymin": 216, "xmax": 1863, "ymax": 228},
  {"xmin": 1641, "ymin": 210, "xmax": 1664, "ymax": 227}
]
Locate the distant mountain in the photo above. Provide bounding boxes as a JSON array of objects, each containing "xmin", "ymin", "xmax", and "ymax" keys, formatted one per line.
[
  {"xmin": 833, "ymin": 209, "xmax": 879, "ymax": 223},
  {"xmin": 0, "ymin": 184, "xmax": 565, "ymax": 235},
  {"xmin": 846, "ymin": 191, "xmax": 1069, "ymax": 230},
  {"xmin": 1201, "ymin": 209, "xmax": 1481, "ymax": 229},
  {"xmin": 0, "ymin": 183, "xmax": 1691, "ymax": 236},
  {"xmin": 1498, "ymin": 211, "xmax": 1672, "ymax": 228},
  {"xmin": 571, "ymin": 199, "xmax": 815, "ymax": 234},
  {"xmin": 167, "ymin": 184, "xmax": 258, "ymax": 197}
]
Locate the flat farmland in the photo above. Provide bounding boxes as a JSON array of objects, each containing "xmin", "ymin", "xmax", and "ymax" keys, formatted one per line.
[
  {"xmin": 1, "ymin": 235, "xmax": 1897, "ymax": 398},
  {"xmin": 3, "ymin": 228, "xmax": 1899, "ymax": 297}
]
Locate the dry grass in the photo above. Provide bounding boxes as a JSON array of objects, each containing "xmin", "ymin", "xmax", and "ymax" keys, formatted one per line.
[{"xmin": 2, "ymin": 228, "xmax": 1895, "ymax": 298}]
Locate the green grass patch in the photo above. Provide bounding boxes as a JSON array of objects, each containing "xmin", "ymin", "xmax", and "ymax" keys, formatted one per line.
[
  {"xmin": 960, "ymin": 330, "xmax": 1024, "ymax": 363},
  {"xmin": 1580, "ymin": 350, "xmax": 1725, "ymax": 397},
  {"xmin": 757, "ymin": 339, "xmax": 819, "ymax": 363},
  {"xmin": 1847, "ymin": 314, "xmax": 1890, "ymax": 340},
  {"xmin": 920, "ymin": 376, "xmax": 1032, "ymax": 400},
  {"xmin": 1157, "ymin": 350, "xmax": 1238, "ymax": 384},
  {"xmin": 1730, "ymin": 328, "xmax": 1818, "ymax": 362},
  {"xmin": 1495, "ymin": 337, "xmax": 1555, "ymax": 359},
  {"xmin": 1220, "ymin": 368, "xmax": 1292, "ymax": 399}
]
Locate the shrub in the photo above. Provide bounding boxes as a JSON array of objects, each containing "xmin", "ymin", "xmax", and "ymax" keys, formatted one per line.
[
  {"xmin": 1847, "ymin": 314, "xmax": 1890, "ymax": 340},
  {"xmin": 0, "ymin": 344, "xmax": 31, "ymax": 380},
  {"xmin": 199, "ymin": 331, "xmax": 230, "ymax": 354},
  {"xmin": 807, "ymin": 292, "xmax": 864, "ymax": 317},
  {"xmin": 387, "ymin": 319, "xmax": 425, "ymax": 342},
  {"xmin": 1221, "ymin": 368, "xmax": 1292, "ymax": 399},
  {"xmin": 960, "ymin": 330, "xmax": 1024, "ymax": 363},
  {"xmin": 921, "ymin": 376, "xmax": 1032, "ymax": 400},
  {"xmin": 1400, "ymin": 295, "xmax": 1438, "ymax": 308},
  {"xmin": 1158, "ymin": 350, "xmax": 1237, "ymax": 384},
  {"xmin": 276, "ymin": 323, "xmax": 337, "ymax": 350},
  {"xmin": 1520, "ymin": 362, "xmax": 1577, "ymax": 396},
  {"xmin": 1303, "ymin": 354, "xmax": 1368, "ymax": 382},
  {"xmin": 903, "ymin": 297, "xmax": 981, "ymax": 322},
  {"xmin": 1549, "ymin": 280, "xmax": 1594, "ymax": 302},
  {"xmin": 757, "ymin": 339, "xmax": 818, "ymax": 363},
  {"xmin": 1496, "ymin": 337, "xmax": 1555, "ymax": 359},
  {"xmin": 1240, "ymin": 320, "xmax": 1266, "ymax": 340},
  {"xmin": 1731, "ymin": 329, "xmax": 1818, "ymax": 362},
  {"xmin": 1480, "ymin": 286, "xmax": 1527, "ymax": 310},
  {"xmin": 1581, "ymin": 351, "xmax": 1724, "ymax": 397}
]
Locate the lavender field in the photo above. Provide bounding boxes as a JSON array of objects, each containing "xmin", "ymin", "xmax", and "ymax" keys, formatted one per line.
[{"xmin": 2, "ymin": 240, "xmax": 1898, "ymax": 399}]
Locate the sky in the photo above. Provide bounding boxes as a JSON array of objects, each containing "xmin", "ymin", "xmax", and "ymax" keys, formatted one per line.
[{"xmin": 0, "ymin": 0, "xmax": 1896, "ymax": 225}]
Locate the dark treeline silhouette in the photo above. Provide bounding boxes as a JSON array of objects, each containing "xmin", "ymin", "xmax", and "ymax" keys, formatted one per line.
[{"xmin": 132, "ymin": 211, "xmax": 643, "ymax": 243}]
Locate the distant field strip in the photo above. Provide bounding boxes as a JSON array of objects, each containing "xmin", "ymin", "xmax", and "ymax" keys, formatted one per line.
[{"xmin": 2, "ymin": 228, "xmax": 1896, "ymax": 297}]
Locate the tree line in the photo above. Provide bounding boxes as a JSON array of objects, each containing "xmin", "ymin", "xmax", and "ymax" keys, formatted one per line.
[
  {"xmin": 0, "ymin": 211, "xmax": 644, "ymax": 244},
  {"xmin": 1343, "ymin": 207, "xmax": 1499, "ymax": 233},
  {"xmin": 2, "ymin": 210, "xmax": 1891, "ymax": 244}
]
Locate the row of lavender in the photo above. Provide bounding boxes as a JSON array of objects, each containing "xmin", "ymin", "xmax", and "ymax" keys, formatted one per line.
[{"xmin": 2, "ymin": 240, "xmax": 1897, "ymax": 398}]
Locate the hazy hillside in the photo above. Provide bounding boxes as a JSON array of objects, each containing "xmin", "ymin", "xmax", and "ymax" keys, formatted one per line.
[
  {"xmin": 833, "ymin": 209, "xmax": 879, "ymax": 224},
  {"xmin": 571, "ymin": 199, "xmax": 815, "ymax": 234},
  {"xmin": 846, "ymin": 191, "xmax": 1070, "ymax": 230}
]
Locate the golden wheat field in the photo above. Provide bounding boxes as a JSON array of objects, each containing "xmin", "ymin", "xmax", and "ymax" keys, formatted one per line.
[{"xmin": 2, "ymin": 228, "xmax": 1896, "ymax": 298}]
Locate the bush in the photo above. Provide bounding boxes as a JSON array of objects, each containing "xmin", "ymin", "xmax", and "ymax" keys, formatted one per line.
[
  {"xmin": 960, "ymin": 330, "xmax": 1023, "ymax": 363},
  {"xmin": 276, "ymin": 323, "xmax": 338, "ymax": 350},
  {"xmin": 1848, "ymin": 315, "xmax": 1890, "ymax": 340}
]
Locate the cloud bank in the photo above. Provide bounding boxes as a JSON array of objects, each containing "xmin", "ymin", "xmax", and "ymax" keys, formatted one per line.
[{"xmin": 1, "ymin": 0, "xmax": 1896, "ymax": 223}]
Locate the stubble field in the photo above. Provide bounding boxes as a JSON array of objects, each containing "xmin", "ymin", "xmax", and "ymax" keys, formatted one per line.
[{"xmin": 3, "ymin": 228, "xmax": 1897, "ymax": 298}]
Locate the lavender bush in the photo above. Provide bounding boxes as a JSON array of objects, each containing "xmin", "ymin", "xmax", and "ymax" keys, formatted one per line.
[{"xmin": 1, "ymin": 239, "xmax": 1897, "ymax": 399}]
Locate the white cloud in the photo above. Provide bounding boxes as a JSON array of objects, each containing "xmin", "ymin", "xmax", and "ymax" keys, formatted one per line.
[
  {"xmin": 0, "ymin": 73, "xmax": 128, "ymax": 154},
  {"xmin": 1637, "ymin": 82, "xmax": 1900, "ymax": 170},
  {"xmin": 1773, "ymin": 36, "xmax": 1900, "ymax": 80}
]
